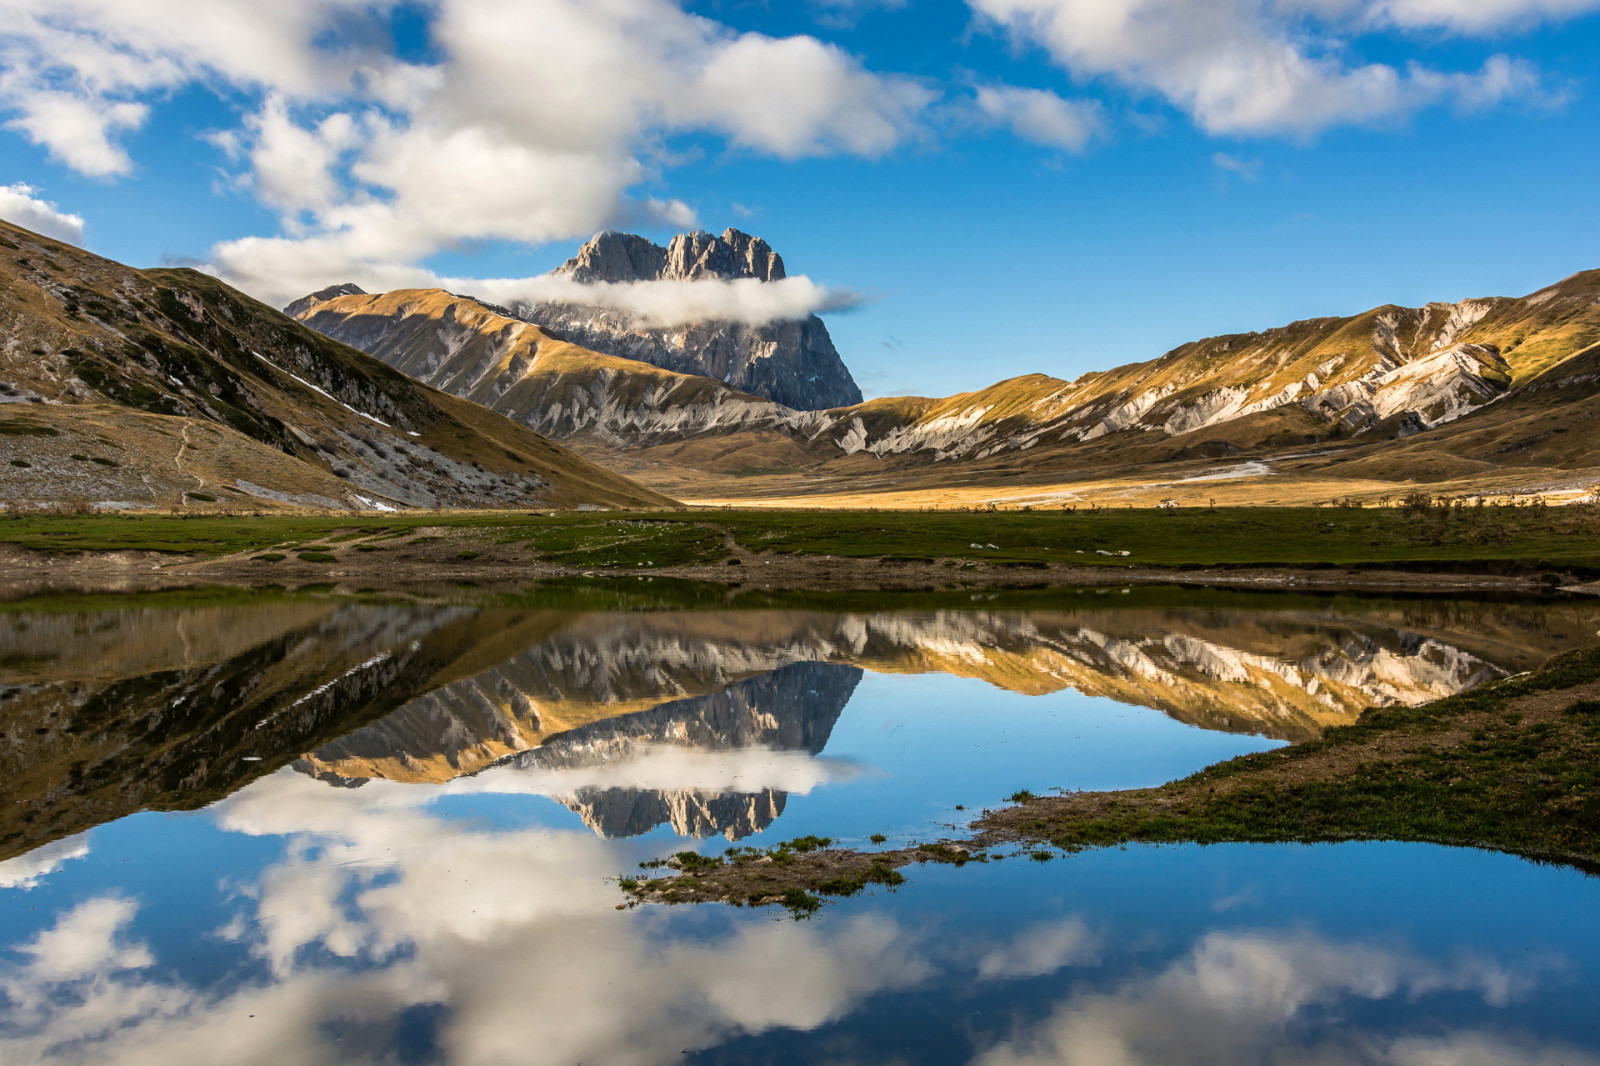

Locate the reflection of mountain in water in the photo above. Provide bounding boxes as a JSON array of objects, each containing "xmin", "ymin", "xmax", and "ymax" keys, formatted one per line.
[
  {"xmin": 297, "ymin": 603, "xmax": 1556, "ymax": 803},
  {"xmin": 0, "ymin": 602, "xmax": 508, "ymax": 861},
  {"xmin": 11, "ymin": 595, "xmax": 1599, "ymax": 853},
  {"xmin": 518, "ymin": 661, "xmax": 860, "ymax": 839}
]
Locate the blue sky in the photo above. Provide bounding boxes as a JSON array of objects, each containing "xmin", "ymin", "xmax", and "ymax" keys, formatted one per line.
[{"xmin": 2, "ymin": 0, "xmax": 1597, "ymax": 400}]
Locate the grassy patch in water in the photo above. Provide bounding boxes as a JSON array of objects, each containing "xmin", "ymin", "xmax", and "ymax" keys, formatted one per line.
[{"xmin": 982, "ymin": 646, "xmax": 1600, "ymax": 869}]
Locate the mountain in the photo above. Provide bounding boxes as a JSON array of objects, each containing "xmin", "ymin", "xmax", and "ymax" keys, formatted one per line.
[
  {"xmin": 292, "ymin": 265, "xmax": 1600, "ymax": 502},
  {"xmin": 0, "ymin": 219, "xmax": 673, "ymax": 511},
  {"xmin": 295, "ymin": 228, "xmax": 861, "ymax": 412},
  {"xmin": 513, "ymin": 661, "xmax": 859, "ymax": 840}
]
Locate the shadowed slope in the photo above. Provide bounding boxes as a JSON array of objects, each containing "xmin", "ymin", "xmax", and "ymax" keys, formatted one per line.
[{"xmin": 0, "ymin": 220, "xmax": 674, "ymax": 511}]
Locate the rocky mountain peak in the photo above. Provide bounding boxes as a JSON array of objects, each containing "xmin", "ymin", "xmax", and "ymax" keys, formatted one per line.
[
  {"xmin": 555, "ymin": 228, "xmax": 786, "ymax": 285},
  {"xmin": 554, "ymin": 232, "xmax": 668, "ymax": 284},
  {"xmin": 663, "ymin": 229, "xmax": 785, "ymax": 282},
  {"xmin": 284, "ymin": 283, "xmax": 367, "ymax": 319}
]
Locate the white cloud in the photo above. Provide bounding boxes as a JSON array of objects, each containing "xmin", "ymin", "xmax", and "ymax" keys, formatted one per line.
[
  {"xmin": 1329, "ymin": 0, "xmax": 1600, "ymax": 33},
  {"xmin": 967, "ymin": 0, "xmax": 1557, "ymax": 136},
  {"xmin": 977, "ymin": 917, "xmax": 1100, "ymax": 979},
  {"xmin": 974, "ymin": 84, "xmax": 1104, "ymax": 150},
  {"xmin": 975, "ymin": 929, "xmax": 1569, "ymax": 1066},
  {"xmin": 479, "ymin": 274, "xmax": 869, "ymax": 329},
  {"xmin": 0, "ymin": 1, "xmax": 413, "ymax": 177},
  {"xmin": 0, "ymin": 769, "xmax": 932, "ymax": 1065},
  {"xmin": 0, "ymin": 183, "xmax": 86, "ymax": 244},
  {"xmin": 445, "ymin": 744, "xmax": 866, "ymax": 797},
  {"xmin": 10, "ymin": 897, "xmax": 151, "ymax": 983},
  {"xmin": 0, "ymin": 0, "xmax": 935, "ymax": 304},
  {"xmin": 1211, "ymin": 151, "xmax": 1261, "ymax": 178},
  {"xmin": 0, "ymin": 836, "xmax": 89, "ymax": 889}
]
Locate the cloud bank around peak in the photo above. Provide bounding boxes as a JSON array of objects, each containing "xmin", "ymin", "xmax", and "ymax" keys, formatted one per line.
[{"xmin": 466, "ymin": 273, "xmax": 870, "ymax": 329}]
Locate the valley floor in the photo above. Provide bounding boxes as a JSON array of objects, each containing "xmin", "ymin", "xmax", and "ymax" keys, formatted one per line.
[{"xmin": 3, "ymin": 505, "xmax": 1600, "ymax": 599}]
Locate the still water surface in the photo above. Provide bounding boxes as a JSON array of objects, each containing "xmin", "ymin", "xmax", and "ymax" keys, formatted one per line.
[{"xmin": 1, "ymin": 587, "xmax": 1597, "ymax": 1064}]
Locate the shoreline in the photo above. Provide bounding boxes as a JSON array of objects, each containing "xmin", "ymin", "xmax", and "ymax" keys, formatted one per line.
[
  {"xmin": 0, "ymin": 542, "xmax": 1582, "ymax": 600},
  {"xmin": 624, "ymin": 646, "xmax": 1600, "ymax": 915}
]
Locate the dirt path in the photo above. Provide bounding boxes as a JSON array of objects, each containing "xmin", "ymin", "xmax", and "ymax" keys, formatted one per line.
[{"xmin": 175, "ymin": 420, "xmax": 206, "ymax": 502}]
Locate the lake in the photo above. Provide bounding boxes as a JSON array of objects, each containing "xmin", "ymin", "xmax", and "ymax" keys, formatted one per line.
[{"xmin": 2, "ymin": 585, "xmax": 1598, "ymax": 1064}]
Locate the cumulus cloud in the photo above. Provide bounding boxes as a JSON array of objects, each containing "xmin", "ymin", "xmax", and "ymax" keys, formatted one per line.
[
  {"xmin": 0, "ymin": 768, "xmax": 932, "ymax": 1065},
  {"xmin": 0, "ymin": 1, "xmax": 414, "ymax": 177},
  {"xmin": 974, "ymin": 929, "xmax": 1560, "ymax": 1066},
  {"xmin": 0, "ymin": 183, "xmax": 86, "ymax": 244},
  {"xmin": 0, "ymin": 837, "xmax": 89, "ymax": 890},
  {"xmin": 967, "ymin": 0, "xmax": 1558, "ymax": 135},
  {"xmin": 0, "ymin": 0, "xmax": 933, "ymax": 303},
  {"xmin": 973, "ymin": 84, "xmax": 1104, "ymax": 150},
  {"xmin": 482, "ymin": 274, "xmax": 868, "ymax": 329},
  {"xmin": 445, "ymin": 744, "xmax": 867, "ymax": 797},
  {"xmin": 976, "ymin": 917, "xmax": 1100, "ymax": 980}
]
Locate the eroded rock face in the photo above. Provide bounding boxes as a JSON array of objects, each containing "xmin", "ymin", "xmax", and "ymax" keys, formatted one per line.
[
  {"xmin": 558, "ymin": 229, "xmax": 786, "ymax": 285},
  {"xmin": 522, "ymin": 228, "xmax": 861, "ymax": 411}
]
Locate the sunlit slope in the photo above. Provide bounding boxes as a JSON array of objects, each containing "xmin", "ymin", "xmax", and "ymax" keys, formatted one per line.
[
  {"xmin": 0, "ymin": 221, "xmax": 673, "ymax": 510},
  {"xmin": 295, "ymin": 270, "xmax": 1600, "ymax": 495}
]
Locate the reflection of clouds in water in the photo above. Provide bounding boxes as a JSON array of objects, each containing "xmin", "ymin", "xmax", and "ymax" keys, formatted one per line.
[
  {"xmin": 0, "ymin": 770, "xmax": 928, "ymax": 1065},
  {"xmin": 977, "ymin": 918, "xmax": 1100, "ymax": 981},
  {"xmin": 0, "ymin": 836, "xmax": 89, "ymax": 889},
  {"xmin": 450, "ymin": 743, "xmax": 868, "ymax": 799},
  {"xmin": 0, "ymin": 772, "xmax": 1584, "ymax": 1066},
  {"xmin": 974, "ymin": 930, "xmax": 1579, "ymax": 1066}
]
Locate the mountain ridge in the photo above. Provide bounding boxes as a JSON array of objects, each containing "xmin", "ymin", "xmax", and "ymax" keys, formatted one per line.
[
  {"xmin": 290, "ymin": 264, "xmax": 1600, "ymax": 501},
  {"xmin": 0, "ymin": 219, "xmax": 674, "ymax": 511}
]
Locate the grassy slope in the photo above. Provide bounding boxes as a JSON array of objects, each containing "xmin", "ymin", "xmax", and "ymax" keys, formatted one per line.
[{"xmin": 0, "ymin": 221, "xmax": 671, "ymax": 510}]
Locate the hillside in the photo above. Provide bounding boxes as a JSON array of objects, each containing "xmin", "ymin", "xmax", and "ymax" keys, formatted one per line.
[
  {"xmin": 292, "ymin": 266, "xmax": 1600, "ymax": 503},
  {"xmin": 0, "ymin": 219, "xmax": 674, "ymax": 511}
]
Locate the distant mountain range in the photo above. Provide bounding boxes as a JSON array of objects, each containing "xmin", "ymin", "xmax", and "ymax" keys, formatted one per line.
[
  {"xmin": 0, "ymin": 219, "xmax": 669, "ymax": 511},
  {"xmin": 291, "ymin": 232, "xmax": 1600, "ymax": 501}
]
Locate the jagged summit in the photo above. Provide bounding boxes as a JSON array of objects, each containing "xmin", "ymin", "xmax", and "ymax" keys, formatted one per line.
[
  {"xmin": 293, "ymin": 226, "xmax": 863, "ymax": 411},
  {"xmin": 556, "ymin": 228, "xmax": 786, "ymax": 284},
  {"xmin": 284, "ymin": 282, "xmax": 367, "ymax": 320}
]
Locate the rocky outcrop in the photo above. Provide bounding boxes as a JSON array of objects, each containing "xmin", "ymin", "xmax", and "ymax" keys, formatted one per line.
[{"xmin": 557, "ymin": 229, "xmax": 786, "ymax": 285}]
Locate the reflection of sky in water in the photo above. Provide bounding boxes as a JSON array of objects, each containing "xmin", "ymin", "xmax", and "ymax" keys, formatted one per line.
[
  {"xmin": 4, "ymin": 787, "xmax": 1599, "ymax": 1065},
  {"xmin": 3, "ymin": 599, "xmax": 1600, "ymax": 1063}
]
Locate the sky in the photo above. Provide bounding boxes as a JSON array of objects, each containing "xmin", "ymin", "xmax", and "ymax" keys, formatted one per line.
[{"xmin": 1, "ymin": 0, "xmax": 1597, "ymax": 401}]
